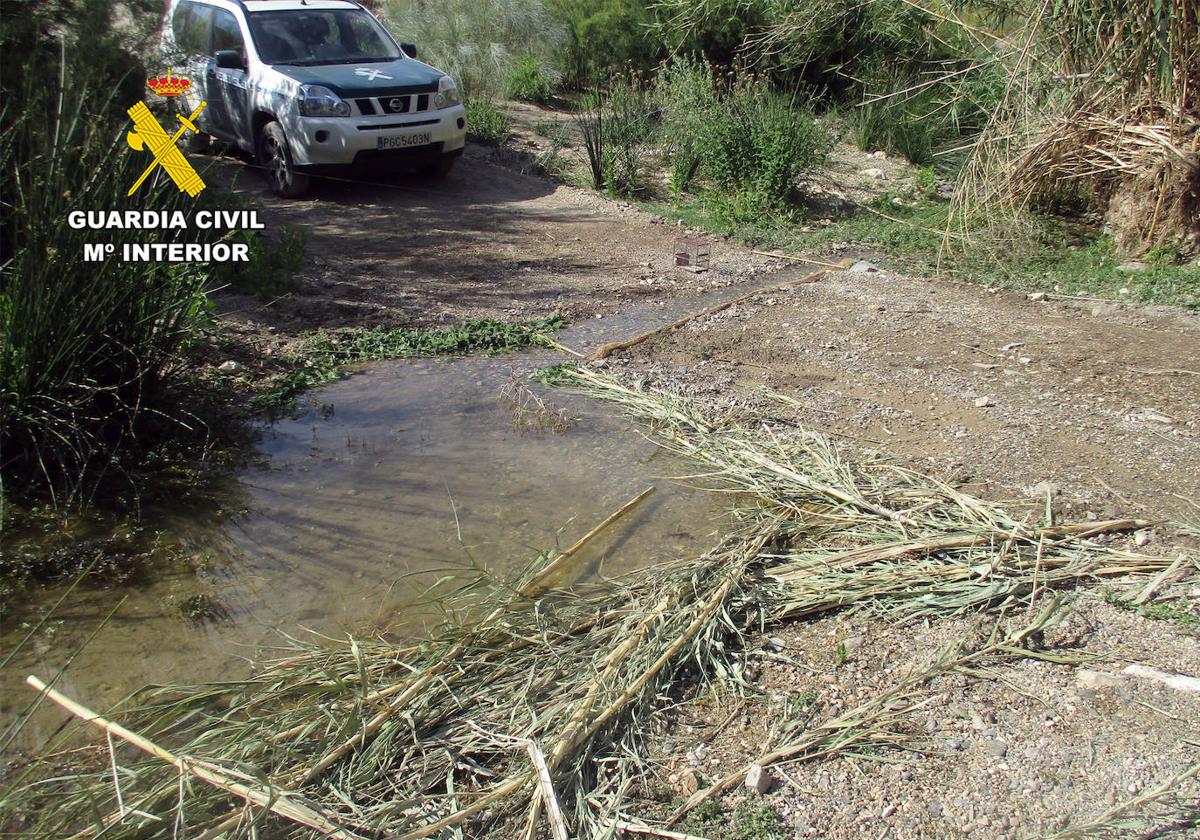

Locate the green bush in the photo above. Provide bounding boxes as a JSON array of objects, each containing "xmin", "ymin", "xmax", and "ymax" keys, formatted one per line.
[
  {"xmin": 507, "ymin": 53, "xmax": 556, "ymax": 102},
  {"xmin": 211, "ymin": 225, "xmax": 307, "ymax": 299},
  {"xmin": 695, "ymin": 81, "xmax": 828, "ymax": 214},
  {"xmin": 467, "ymin": 97, "xmax": 512, "ymax": 144},
  {"xmin": 549, "ymin": 0, "xmax": 662, "ymax": 88},
  {"xmin": 655, "ymin": 56, "xmax": 718, "ymax": 195}
]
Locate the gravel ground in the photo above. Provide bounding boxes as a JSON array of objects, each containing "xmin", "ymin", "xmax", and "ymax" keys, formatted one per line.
[
  {"xmin": 593, "ymin": 261, "xmax": 1200, "ymax": 838},
  {"xmin": 638, "ymin": 593, "xmax": 1198, "ymax": 839}
]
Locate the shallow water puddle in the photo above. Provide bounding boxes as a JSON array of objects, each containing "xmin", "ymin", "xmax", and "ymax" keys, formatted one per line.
[
  {"xmin": 4, "ymin": 264, "xmax": 824, "ymax": 748},
  {"xmin": 2, "ymin": 355, "xmax": 721, "ymax": 748}
]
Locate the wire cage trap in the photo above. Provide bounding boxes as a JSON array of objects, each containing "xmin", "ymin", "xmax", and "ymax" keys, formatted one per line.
[{"xmin": 673, "ymin": 237, "xmax": 710, "ymax": 273}]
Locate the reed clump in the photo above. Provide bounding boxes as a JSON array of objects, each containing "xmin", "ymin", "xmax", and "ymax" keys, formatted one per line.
[{"xmin": 12, "ymin": 368, "xmax": 1182, "ymax": 839}]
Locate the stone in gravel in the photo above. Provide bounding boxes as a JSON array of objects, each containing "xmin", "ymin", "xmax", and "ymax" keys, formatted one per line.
[
  {"xmin": 1133, "ymin": 530, "xmax": 1151, "ymax": 547},
  {"xmin": 974, "ymin": 396, "xmax": 993, "ymax": 408},
  {"xmin": 985, "ymin": 739, "xmax": 1009, "ymax": 758},
  {"xmin": 766, "ymin": 636, "xmax": 787, "ymax": 651},
  {"xmin": 217, "ymin": 360, "xmax": 242, "ymax": 374},
  {"xmin": 1122, "ymin": 665, "xmax": 1200, "ymax": 692},
  {"xmin": 680, "ymin": 769, "xmax": 703, "ymax": 794},
  {"xmin": 849, "ymin": 260, "xmax": 879, "ymax": 273},
  {"xmin": 745, "ymin": 763, "xmax": 775, "ymax": 794},
  {"xmin": 1028, "ymin": 481, "xmax": 1059, "ymax": 498},
  {"xmin": 861, "ymin": 168, "xmax": 885, "ymax": 180},
  {"xmin": 1028, "ymin": 292, "xmax": 1047, "ymax": 301},
  {"xmin": 1076, "ymin": 669, "xmax": 1127, "ymax": 690}
]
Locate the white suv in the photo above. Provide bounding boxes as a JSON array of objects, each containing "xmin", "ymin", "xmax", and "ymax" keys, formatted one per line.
[{"xmin": 163, "ymin": 0, "xmax": 467, "ymax": 196}]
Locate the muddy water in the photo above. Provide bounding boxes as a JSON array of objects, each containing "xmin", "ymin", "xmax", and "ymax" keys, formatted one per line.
[
  {"xmin": 2, "ymin": 265, "xmax": 816, "ymax": 750},
  {"xmin": 1, "ymin": 356, "xmax": 722, "ymax": 748}
]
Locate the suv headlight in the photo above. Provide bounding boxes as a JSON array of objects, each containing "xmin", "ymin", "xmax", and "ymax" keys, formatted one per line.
[
  {"xmin": 432, "ymin": 75, "xmax": 460, "ymax": 109},
  {"xmin": 300, "ymin": 85, "xmax": 351, "ymax": 117}
]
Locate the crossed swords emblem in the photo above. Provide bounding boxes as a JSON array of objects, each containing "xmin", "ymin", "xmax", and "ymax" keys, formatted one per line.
[{"xmin": 126, "ymin": 100, "xmax": 208, "ymax": 197}]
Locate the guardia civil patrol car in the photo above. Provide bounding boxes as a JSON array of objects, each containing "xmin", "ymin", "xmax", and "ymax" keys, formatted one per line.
[{"xmin": 162, "ymin": 0, "xmax": 467, "ymax": 196}]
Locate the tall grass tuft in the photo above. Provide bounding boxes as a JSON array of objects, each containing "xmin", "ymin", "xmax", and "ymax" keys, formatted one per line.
[
  {"xmin": 0, "ymin": 71, "xmax": 223, "ymax": 505},
  {"xmin": 382, "ymin": 0, "xmax": 565, "ymax": 97}
]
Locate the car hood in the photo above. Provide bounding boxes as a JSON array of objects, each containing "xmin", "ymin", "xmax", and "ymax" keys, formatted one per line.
[{"xmin": 271, "ymin": 59, "xmax": 443, "ymax": 98}]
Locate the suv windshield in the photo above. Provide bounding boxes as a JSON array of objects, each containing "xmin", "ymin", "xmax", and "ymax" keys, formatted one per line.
[{"xmin": 248, "ymin": 9, "xmax": 400, "ymax": 66}]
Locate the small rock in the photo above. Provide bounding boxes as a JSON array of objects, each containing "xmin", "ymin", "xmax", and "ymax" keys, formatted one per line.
[
  {"xmin": 974, "ymin": 396, "xmax": 993, "ymax": 408},
  {"xmin": 1028, "ymin": 292, "xmax": 1047, "ymax": 302},
  {"xmin": 1076, "ymin": 669, "xmax": 1127, "ymax": 690},
  {"xmin": 1122, "ymin": 665, "xmax": 1200, "ymax": 692},
  {"xmin": 861, "ymin": 167, "xmax": 885, "ymax": 180},
  {"xmin": 217, "ymin": 360, "xmax": 242, "ymax": 374},
  {"xmin": 1028, "ymin": 480, "xmax": 1059, "ymax": 498},
  {"xmin": 849, "ymin": 260, "xmax": 879, "ymax": 274},
  {"xmin": 1134, "ymin": 530, "xmax": 1151, "ymax": 547},
  {"xmin": 1117, "ymin": 261, "xmax": 1148, "ymax": 273},
  {"xmin": 871, "ymin": 150, "xmax": 887, "ymax": 159},
  {"xmin": 766, "ymin": 636, "xmax": 787, "ymax": 652},
  {"xmin": 985, "ymin": 739, "xmax": 1008, "ymax": 758},
  {"xmin": 680, "ymin": 769, "xmax": 703, "ymax": 794},
  {"xmin": 745, "ymin": 763, "xmax": 775, "ymax": 794},
  {"xmin": 1000, "ymin": 342, "xmax": 1025, "ymax": 352}
]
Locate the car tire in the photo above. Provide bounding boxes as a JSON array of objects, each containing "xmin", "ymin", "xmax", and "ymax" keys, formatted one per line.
[
  {"xmin": 259, "ymin": 121, "xmax": 311, "ymax": 198},
  {"xmin": 422, "ymin": 154, "xmax": 457, "ymax": 179}
]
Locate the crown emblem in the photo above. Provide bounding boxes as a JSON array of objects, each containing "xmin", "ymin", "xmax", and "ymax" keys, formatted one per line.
[{"xmin": 147, "ymin": 69, "xmax": 191, "ymax": 97}]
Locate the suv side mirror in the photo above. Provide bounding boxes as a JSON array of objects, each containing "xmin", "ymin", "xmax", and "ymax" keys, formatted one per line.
[
  {"xmin": 215, "ymin": 50, "xmax": 244, "ymax": 70},
  {"xmin": 400, "ymin": 42, "xmax": 417, "ymax": 58}
]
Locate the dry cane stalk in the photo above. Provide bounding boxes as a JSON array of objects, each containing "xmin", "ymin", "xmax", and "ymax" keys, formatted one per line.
[
  {"xmin": 524, "ymin": 534, "xmax": 767, "ymax": 837},
  {"xmin": 588, "ymin": 262, "xmax": 851, "ymax": 361},
  {"xmin": 295, "ymin": 487, "xmax": 656, "ymax": 786},
  {"xmin": 25, "ymin": 676, "xmax": 363, "ymax": 840}
]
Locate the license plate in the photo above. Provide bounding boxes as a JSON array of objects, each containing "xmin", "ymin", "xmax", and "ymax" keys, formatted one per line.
[{"xmin": 376, "ymin": 132, "xmax": 432, "ymax": 150}]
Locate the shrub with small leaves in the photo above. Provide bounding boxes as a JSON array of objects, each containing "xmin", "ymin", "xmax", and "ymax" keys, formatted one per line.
[
  {"xmin": 507, "ymin": 54, "xmax": 555, "ymax": 102},
  {"xmin": 696, "ymin": 81, "xmax": 828, "ymax": 215},
  {"xmin": 467, "ymin": 97, "xmax": 512, "ymax": 145}
]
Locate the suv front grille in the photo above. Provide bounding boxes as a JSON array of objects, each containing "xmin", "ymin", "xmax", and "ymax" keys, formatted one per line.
[{"xmin": 356, "ymin": 94, "xmax": 431, "ymax": 116}]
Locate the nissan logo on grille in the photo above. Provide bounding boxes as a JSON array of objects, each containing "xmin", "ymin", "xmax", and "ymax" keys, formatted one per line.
[{"xmin": 382, "ymin": 96, "xmax": 410, "ymax": 114}]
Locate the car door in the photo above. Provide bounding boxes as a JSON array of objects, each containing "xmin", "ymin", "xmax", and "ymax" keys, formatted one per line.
[
  {"xmin": 170, "ymin": 1, "xmax": 214, "ymax": 124},
  {"xmin": 208, "ymin": 7, "xmax": 253, "ymax": 148}
]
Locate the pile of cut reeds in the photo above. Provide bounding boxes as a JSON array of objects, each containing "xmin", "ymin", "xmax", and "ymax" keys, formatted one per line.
[
  {"xmin": 12, "ymin": 368, "xmax": 1181, "ymax": 839},
  {"xmin": 951, "ymin": 0, "xmax": 1199, "ymax": 256}
]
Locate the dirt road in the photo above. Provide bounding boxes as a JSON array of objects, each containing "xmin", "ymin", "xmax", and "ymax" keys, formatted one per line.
[{"xmin": 212, "ymin": 144, "xmax": 767, "ymax": 336}]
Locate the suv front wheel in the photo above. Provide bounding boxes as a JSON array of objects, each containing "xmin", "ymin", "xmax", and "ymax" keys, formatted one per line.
[{"xmin": 259, "ymin": 121, "xmax": 311, "ymax": 198}]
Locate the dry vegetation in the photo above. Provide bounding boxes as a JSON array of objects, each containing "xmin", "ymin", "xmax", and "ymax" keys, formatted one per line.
[{"xmin": 11, "ymin": 369, "xmax": 1193, "ymax": 839}]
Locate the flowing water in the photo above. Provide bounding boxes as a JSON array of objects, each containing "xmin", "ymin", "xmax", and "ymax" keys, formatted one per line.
[{"xmin": 1, "ymin": 266, "xmax": 815, "ymax": 750}]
